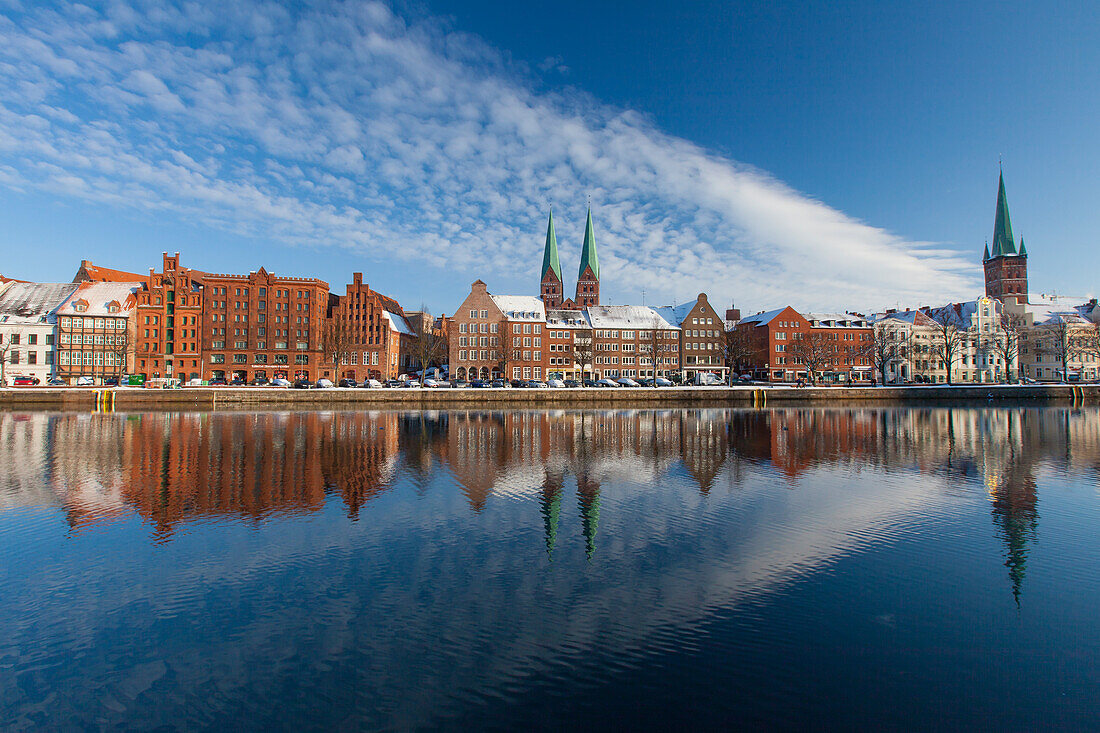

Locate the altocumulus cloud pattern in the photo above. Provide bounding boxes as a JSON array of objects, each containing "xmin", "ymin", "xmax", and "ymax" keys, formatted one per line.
[{"xmin": 0, "ymin": 0, "xmax": 977, "ymax": 310}]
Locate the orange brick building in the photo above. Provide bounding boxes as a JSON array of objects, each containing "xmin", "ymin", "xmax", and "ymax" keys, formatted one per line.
[
  {"xmin": 735, "ymin": 306, "xmax": 873, "ymax": 383},
  {"xmin": 326, "ymin": 272, "xmax": 418, "ymax": 381}
]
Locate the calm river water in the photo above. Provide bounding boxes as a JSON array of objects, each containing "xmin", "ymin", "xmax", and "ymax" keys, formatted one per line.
[{"xmin": 1, "ymin": 406, "xmax": 1099, "ymax": 730}]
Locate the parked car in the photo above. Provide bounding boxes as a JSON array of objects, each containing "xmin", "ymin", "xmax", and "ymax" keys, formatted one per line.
[
  {"xmin": 250, "ymin": 376, "xmax": 270, "ymax": 386},
  {"xmin": 293, "ymin": 378, "xmax": 312, "ymax": 389},
  {"xmin": 315, "ymin": 378, "xmax": 335, "ymax": 389},
  {"xmin": 337, "ymin": 378, "xmax": 357, "ymax": 388},
  {"xmin": 564, "ymin": 379, "xmax": 581, "ymax": 388},
  {"xmin": 422, "ymin": 378, "xmax": 443, "ymax": 388},
  {"xmin": 271, "ymin": 378, "xmax": 292, "ymax": 388},
  {"xmin": 230, "ymin": 377, "xmax": 246, "ymax": 386},
  {"xmin": 616, "ymin": 377, "xmax": 640, "ymax": 387},
  {"xmin": 489, "ymin": 379, "xmax": 508, "ymax": 388},
  {"xmin": 467, "ymin": 379, "xmax": 488, "ymax": 388},
  {"xmin": 400, "ymin": 380, "xmax": 422, "ymax": 388},
  {"xmin": 547, "ymin": 378, "xmax": 566, "ymax": 388},
  {"xmin": 48, "ymin": 377, "xmax": 65, "ymax": 386},
  {"xmin": 654, "ymin": 377, "xmax": 673, "ymax": 387},
  {"xmin": 595, "ymin": 378, "xmax": 618, "ymax": 387},
  {"xmin": 76, "ymin": 376, "xmax": 95, "ymax": 386},
  {"xmin": 358, "ymin": 378, "xmax": 383, "ymax": 388},
  {"xmin": 384, "ymin": 379, "xmax": 402, "ymax": 388},
  {"xmin": 102, "ymin": 377, "xmax": 119, "ymax": 387},
  {"xmin": 527, "ymin": 380, "xmax": 549, "ymax": 388},
  {"xmin": 12, "ymin": 376, "xmax": 39, "ymax": 386}
]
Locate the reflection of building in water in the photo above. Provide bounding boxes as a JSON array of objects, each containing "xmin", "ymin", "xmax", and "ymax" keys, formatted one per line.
[{"xmin": 3, "ymin": 407, "xmax": 1100, "ymax": 581}]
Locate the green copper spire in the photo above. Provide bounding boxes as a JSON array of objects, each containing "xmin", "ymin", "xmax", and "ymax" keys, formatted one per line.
[
  {"xmin": 541, "ymin": 209, "xmax": 562, "ymax": 281},
  {"xmin": 578, "ymin": 208, "xmax": 599, "ymax": 280},
  {"xmin": 983, "ymin": 242, "xmax": 990, "ymax": 261},
  {"xmin": 992, "ymin": 171, "xmax": 1017, "ymax": 257},
  {"xmin": 1018, "ymin": 237, "xmax": 1027, "ymax": 256}
]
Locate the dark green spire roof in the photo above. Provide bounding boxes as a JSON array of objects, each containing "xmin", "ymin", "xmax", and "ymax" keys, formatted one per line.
[
  {"xmin": 1019, "ymin": 237, "xmax": 1027, "ymax": 256},
  {"xmin": 541, "ymin": 209, "xmax": 562, "ymax": 281},
  {"xmin": 578, "ymin": 208, "xmax": 599, "ymax": 280},
  {"xmin": 983, "ymin": 242, "xmax": 990, "ymax": 260},
  {"xmin": 992, "ymin": 171, "xmax": 1017, "ymax": 256}
]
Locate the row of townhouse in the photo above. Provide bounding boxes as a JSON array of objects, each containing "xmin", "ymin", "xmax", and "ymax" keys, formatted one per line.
[
  {"xmin": 449, "ymin": 210, "xmax": 728, "ymax": 383},
  {"xmin": 448, "ymin": 281, "xmax": 727, "ymax": 382},
  {"xmin": 1, "ymin": 253, "xmax": 422, "ymax": 385},
  {"xmin": 733, "ymin": 307, "xmax": 874, "ymax": 384}
]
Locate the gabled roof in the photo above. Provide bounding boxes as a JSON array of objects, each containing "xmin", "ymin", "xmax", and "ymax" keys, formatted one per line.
[
  {"xmin": 541, "ymin": 209, "xmax": 562, "ymax": 282},
  {"xmin": 58, "ymin": 282, "xmax": 142, "ymax": 316},
  {"xmin": 383, "ymin": 310, "xmax": 415, "ymax": 336},
  {"xmin": 736, "ymin": 307, "xmax": 789, "ymax": 327},
  {"xmin": 871, "ymin": 310, "xmax": 936, "ymax": 327},
  {"xmin": 0, "ymin": 282, "xmax": 79, "ymax": 324},
  {"xmin": 578, "ymin": 208, "xmax": 599, "ymax": 280},
  {"xmin": 653, "ymin": 302, "xmax": 695, "ymax": 327},
  {"xmin": 991, "ymin": 171, "xmax": 1017, "ymax": 257},
  {"xmin": 490, "ymin": 295, "xmax": 545, "ymax": 321},
  {"xmin": 74, "ymin": 260, "xmax": 145, "ymax": 283},
  {"xmin": 586, "ymin": 305, "xmax": 678, "ymax": 330}
]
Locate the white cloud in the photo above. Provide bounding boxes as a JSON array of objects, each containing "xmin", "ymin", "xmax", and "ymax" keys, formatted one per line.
[{"xmin": 0, "ymin": 0, "xmax": 978, "ymax": 312}]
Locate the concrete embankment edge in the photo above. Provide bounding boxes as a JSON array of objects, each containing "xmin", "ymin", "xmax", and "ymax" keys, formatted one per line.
[{"xmin": 0, "ymin": 385, "xmax": 1096, "ymax": 411}]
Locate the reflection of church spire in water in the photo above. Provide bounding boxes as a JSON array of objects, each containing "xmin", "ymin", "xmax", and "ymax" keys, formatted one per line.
[
  {"xmin": 577, "ymin": 473, "xmax": 601, "ymax": 561},
  {"xmin": 540, "ymin": 471, "xmax": 563, "ymax": 560},
  {"xmin": 987, "ymin": 465, "xmax": 1039, "ymax": 608}
]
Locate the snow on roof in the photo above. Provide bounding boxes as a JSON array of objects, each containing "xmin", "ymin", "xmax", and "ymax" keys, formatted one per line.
[
  {"xmin": 57, "ymin": 282, "xmax": 141, "ymax": 316},
  {"xmin": 545, "ymin": 309, "xmax": 591, "ymax": 328},
  {"xmin": 0, "ymin": 282, "xmax": 79, "ymax": 324},
  {"xmin": 736, "ymin": 307, "xmax": 787, "ymax": 327},
  {"xmin": 490, "ymin": 295, "xmax": 545, "ymax": 321},
  {"xmin": 653, "ymin": 302, "xmax": 694, "ymax": 326},
  {"xmin": 870, "ymin": 310, "xmax": 935, "ymax": 326},
  {"xmin": 804, "ymin": 312, "xmax": 871, "ymax": 328},
  {"xmin": 383, "ymin": 310, "xmax": 415, "ymax": 336},
  {"xmin": 586, "ymin": 305, "xmax": 679, "ymax": 331},
  {"xmin": 1027, "ymin": 303, "xmax": 1092, "ymax": 327}
]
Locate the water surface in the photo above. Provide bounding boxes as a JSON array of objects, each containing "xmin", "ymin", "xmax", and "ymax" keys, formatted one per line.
[{"xmin": 1, "ymin": 407, "xmax": 1098, "ymax": 730}]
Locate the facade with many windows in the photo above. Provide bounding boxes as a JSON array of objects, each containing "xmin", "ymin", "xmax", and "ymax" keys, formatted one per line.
[
  {"xmin": 55, "ymin": 281, "xmax": 142, "ymax": 385},
  {"xmin": 326, "ymin": 272, "xmax": 417, "ymax": 381},
  {"xmin": 0, "ymin": 281, "xmax": 78, "ymax": 385},
  {"xmin": 200, "ymin": 269, "xmax": 329, "ymax": 382}
]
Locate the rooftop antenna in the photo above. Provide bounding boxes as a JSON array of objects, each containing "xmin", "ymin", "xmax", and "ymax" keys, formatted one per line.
[{"xmin": 642, "ymin": 288, "xmax": 646, "ymax": 306}]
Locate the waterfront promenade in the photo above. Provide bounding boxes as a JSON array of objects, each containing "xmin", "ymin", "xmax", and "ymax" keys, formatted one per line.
[{"xmin": 1, "ymin": 384, "xmax": 1094, "ymax": 410}]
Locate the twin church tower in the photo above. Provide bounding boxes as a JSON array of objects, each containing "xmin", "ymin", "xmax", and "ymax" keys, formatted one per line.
[{"xmin": 539, "ymin": 209, "xmax": 600, "ymax": 310}]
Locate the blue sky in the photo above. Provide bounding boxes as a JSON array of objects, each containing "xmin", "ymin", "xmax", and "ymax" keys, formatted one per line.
[{"xmin": 0, "ymin": 0, "xmax": 1097, "ymax": 315}]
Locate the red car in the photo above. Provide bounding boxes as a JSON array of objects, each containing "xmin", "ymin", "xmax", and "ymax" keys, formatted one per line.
[{"xmin": 11, "ymin": 376, "xmax": 40, "ymax": 386}]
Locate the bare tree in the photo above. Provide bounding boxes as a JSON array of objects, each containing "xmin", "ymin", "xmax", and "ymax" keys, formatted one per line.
[
  {"xmin": 721, "ymin": 328, "xmax": 760, "ymax": 385},
  {"xmin": 0, "ymin": 335, "xmax": 11, "ymax": 386},
  {"xmin": 990, "ymin": 311, "xmax": 1025, "ymax": 383},
  {"xmin": 862, "ymin": 325, "xmax": 902, "ymax": 386},
  {"xmin": 1040, "ymin": 317, "xmax": 1086, "ymax": 382},
  {"xmin": 409, "ymin": 306, "xmax": 447, "ymax": 385},
  {"xmin": 322, "ymin": 309, "xmax": 356, "ymax": 376},
  {"xmin": 786, "ymin": 331, "xmax": 835, "ymax": 385},
  {"xmin": 926, "ymin": 308, "xmax": 965, "ymax": 385},
  {"xmin": 643, "ymin": 327, "xmax": 661, "ymax": 386},
  {"xmin": 108, "ymin": 326, "xmax": 130, "ymax": 384},
  {"xmin": 570, "ymin": 327, "xmax": 594, "ymax": 382}
]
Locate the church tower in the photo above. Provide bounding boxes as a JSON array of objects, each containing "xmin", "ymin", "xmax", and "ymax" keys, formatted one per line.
[
  {"xmin": 539, "ymin": 209, "xmax": 563, "ymax": 308},
  {"xmin": 574, "ymin": 208, "xmax": 600, "ymax": 307},
  {"xmin": 983, "ymin": 171, "xmax": 1028, "ymax": 306}
]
